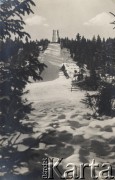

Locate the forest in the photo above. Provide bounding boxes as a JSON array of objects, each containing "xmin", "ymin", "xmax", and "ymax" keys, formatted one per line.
[
  {"xmin": 0, "ymin": 0, "xmax": 115, "ymax": 179},
  {"xmin": 61, "ymin": 34, "xmax": 115, "ymax": 116}
]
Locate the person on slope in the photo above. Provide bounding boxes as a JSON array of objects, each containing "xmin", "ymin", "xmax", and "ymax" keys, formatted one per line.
[{"xmin": 73, "ymin": 70, "xmax": 78, "ymax": 81}]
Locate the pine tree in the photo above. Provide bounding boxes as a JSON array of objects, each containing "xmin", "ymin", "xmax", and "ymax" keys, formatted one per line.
[
  {"xmin": 0, "ymin": 0, "xmax": 36, "ymax": 39},
  {"xmin": 0, "ymin": 1, "xmax": 47, "ymax": 134},
  {"xmin": 76, "ymin": 33, "xmax": 81, "ymax": 42},
  {"xmin": 0, "ymin": 0, "xmax": 50, "ymax": 176}
]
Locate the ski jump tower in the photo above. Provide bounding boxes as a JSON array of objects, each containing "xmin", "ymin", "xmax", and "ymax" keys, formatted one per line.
[{"xmin": 52, "ymin": 30, "xmax": 59, "ymax": 43}]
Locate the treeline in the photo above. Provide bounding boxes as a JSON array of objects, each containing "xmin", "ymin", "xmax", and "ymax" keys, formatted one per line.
[
  {"xmin": 0, "ymin": 37, "xmax": 49, "ymax": 62},
  {"xmin": 61, "ymin": 34, "xmax": 115, "ymax": 76}
]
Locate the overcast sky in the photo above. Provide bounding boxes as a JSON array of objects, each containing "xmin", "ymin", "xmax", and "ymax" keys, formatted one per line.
[{"xmin": 24, "ymin": 0, "xmax": 115, "ymax": 40}]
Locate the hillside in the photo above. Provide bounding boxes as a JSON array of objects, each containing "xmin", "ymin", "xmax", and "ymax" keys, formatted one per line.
[{"xmin": 3, "ymin": 43, "xmax": 114, "ymax": 180}]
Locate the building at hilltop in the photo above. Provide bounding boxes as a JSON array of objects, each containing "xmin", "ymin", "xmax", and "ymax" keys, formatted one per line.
[{"xmin": 52, "ymin": 30, "xmax": 59, "ymax": 43}]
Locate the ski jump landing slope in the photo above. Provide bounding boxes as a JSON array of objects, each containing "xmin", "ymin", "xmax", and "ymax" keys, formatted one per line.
[{"xmin": 40, "ymin": 43, "xmax": 63, "ymax": 81}]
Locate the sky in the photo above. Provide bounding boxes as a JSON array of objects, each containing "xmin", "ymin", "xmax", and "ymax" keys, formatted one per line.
[{"xmin": 24, "ymin": 0, "xmax": 115, "ymax": 40}]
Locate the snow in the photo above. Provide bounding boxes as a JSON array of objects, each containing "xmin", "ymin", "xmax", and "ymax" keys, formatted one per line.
[{"xmin": 1, "ymin": 43, "xmax": 114, "ymax": 179}]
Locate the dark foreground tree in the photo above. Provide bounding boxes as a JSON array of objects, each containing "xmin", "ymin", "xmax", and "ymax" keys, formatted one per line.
[
  {"xmin": 83, "ymin": 82, "xmax": 115, "ymax": 117},
  {"xmin": 0, "ymin": 0, "xmax": 36, "ymax": 39},
  {"xmin": 0, "ymin": 0, "xmax": 48, "ymax": 177},
  {"xmin": 0, "ymin": 0, "xmax": 48, "ymax": 132}
]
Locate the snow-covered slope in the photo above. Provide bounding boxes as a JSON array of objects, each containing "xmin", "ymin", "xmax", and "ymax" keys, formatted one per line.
[{"xmin": 4, "ymin": 43, "xmax": 114, "ymax": 179}]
